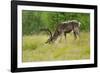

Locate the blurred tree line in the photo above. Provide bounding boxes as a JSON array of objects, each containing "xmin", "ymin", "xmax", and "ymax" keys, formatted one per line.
[{"xmin": 22, "ymin": 10, "xmax": 90, "ymax": 35}]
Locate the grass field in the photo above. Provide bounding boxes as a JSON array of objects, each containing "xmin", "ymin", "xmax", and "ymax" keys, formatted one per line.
[{"xmin": 22, "ymin": 32, "xmax": 90, "ymax": 62}]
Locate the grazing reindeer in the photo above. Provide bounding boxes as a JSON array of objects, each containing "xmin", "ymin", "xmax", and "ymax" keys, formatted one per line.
[{"xmin": 41, "ymin": 20, "xmax": 80, "ymax": 43}]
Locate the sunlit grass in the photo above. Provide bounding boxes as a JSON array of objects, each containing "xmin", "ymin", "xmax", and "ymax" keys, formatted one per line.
[{"xmin": 22, "ymin": 32, "xmax": 90, "ymax": 62}]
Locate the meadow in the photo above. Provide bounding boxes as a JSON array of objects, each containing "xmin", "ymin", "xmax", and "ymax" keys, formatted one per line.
[{"xmin": 22, "ymin": 32, "xmax": 90, "ymax": 62}]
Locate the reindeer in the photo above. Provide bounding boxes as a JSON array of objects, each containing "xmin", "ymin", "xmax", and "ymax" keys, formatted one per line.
[{"xmin": 41, "ymin": 20, "xmax": 80, "ymax": 43}]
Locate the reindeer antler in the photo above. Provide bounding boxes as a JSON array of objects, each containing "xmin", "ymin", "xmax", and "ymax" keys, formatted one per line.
[{"xmin": 40, "ymin": 28, "xmax": 52, "ymax": 38}]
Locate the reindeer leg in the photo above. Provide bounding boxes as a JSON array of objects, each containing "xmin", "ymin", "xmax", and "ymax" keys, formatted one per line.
[
  {"xmin": 76, "ymin": 32, "xmax": 80, "ymax": 39},
  {"xmin": 64, "ymin": 32, "xmax": 67, "ymax": 40},
  {"xmin": 73, "ymin": 32, "xmax": 77, "ymax": 40},
  {"xmin": 77, "ymin": 29, "xmax": 80, "ymax": 38},
  {"xmin": 75, "ymin": 28, "xmax": 80, "ymax": 39},
  {"xmin": 64, "ymin": 32, "xmax": 67, "ymax": 43},
  {"xmin": 59, "ymin": 33, "xmax": 63, "ymax": 42}
]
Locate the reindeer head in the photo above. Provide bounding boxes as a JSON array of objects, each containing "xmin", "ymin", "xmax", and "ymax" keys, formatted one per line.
[
  {"xmin": 40, "ymin": 28, "xmax": 53, "ymax": 43},
  {"xmin": 40, "ymin": 28, "xmax": 60, "ymax": 44},
  {"xmin": 46, "ymin": 31, "xmax": 61, "ymax": 43},
  {"xmin": 45, "ymin": 36, "xmax": 53, "ymax": 43}
]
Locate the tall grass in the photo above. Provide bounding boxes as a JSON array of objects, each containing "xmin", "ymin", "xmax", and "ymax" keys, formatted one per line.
[{"xmin": 22, "ymin": 32, "xmax": 90, "ymax": 62}]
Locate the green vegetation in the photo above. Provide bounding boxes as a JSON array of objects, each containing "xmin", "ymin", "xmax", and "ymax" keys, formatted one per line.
[
  {"xmin": 22, "ymin": 32, "xmax": 90, "ymax": 62},
  {"xmin": 22, "ymin": 10, "xmax": 90, "ymax": 35},
  {"xmin": 22, "ymin": 10, "xmax": 90, "ymax": 62}
]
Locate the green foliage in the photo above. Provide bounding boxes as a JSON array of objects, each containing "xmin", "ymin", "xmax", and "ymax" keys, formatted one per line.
[
  {"xmin": 22, "ymin": 10, "xmax": 90, "ymax": 35},
  {"xmin": 22, "ymin": 32, "xmax": 90, "ymax": 62}
]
